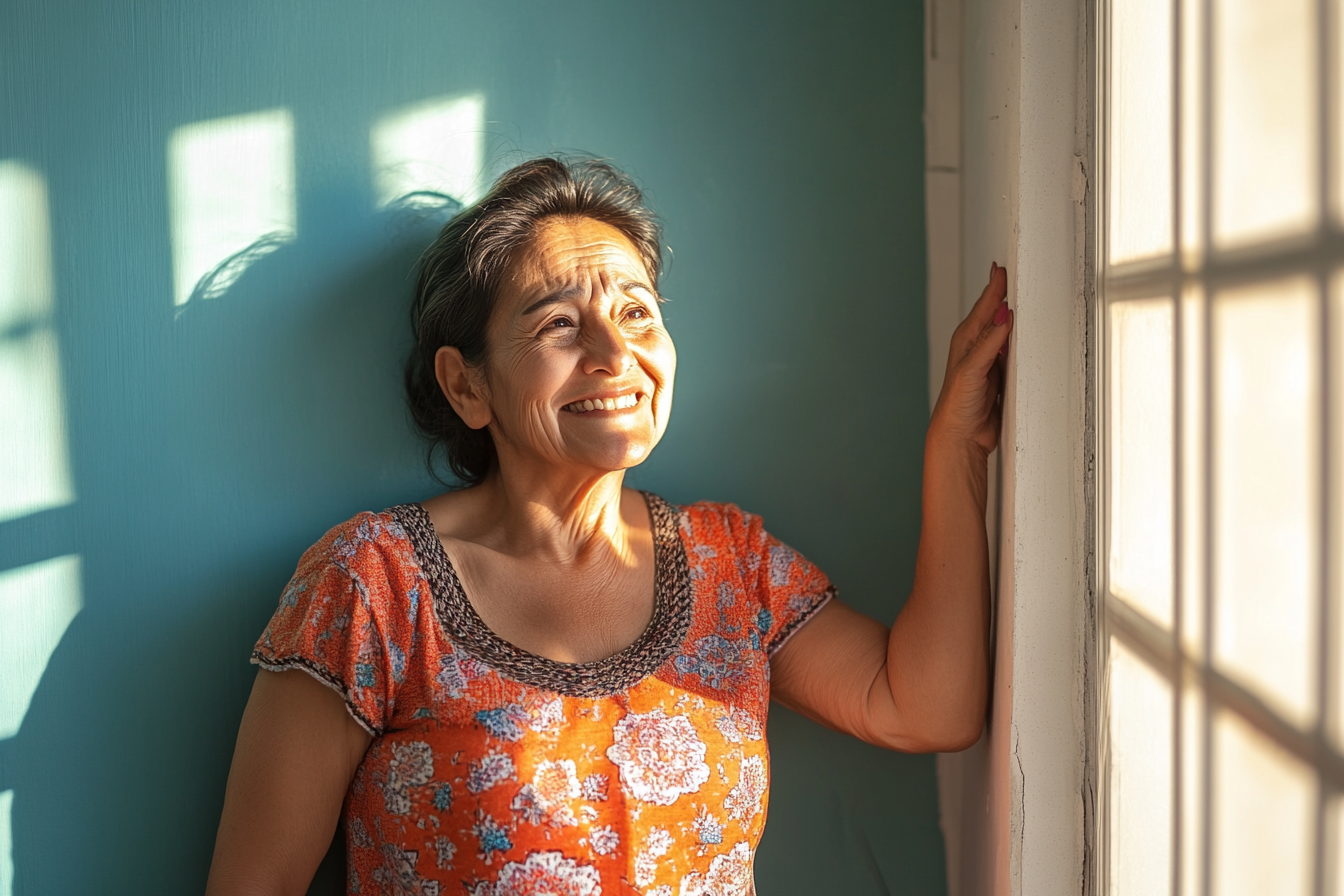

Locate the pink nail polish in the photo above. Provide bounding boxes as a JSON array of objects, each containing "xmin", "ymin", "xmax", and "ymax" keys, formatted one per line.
[{"xmin": 994, "ymin": 302, "xmax": 1009, "ymax": 326}]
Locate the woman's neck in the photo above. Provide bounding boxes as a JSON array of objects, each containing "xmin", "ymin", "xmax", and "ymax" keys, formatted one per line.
[{"xmin": 435, "ymin": 463, "xmax": 639, "ymax": 565}]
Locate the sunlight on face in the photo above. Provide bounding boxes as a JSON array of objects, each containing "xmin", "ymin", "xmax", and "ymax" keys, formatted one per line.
[{"xmin": 480, "ymin": 217, "xmax": 676, "ymax": 476}]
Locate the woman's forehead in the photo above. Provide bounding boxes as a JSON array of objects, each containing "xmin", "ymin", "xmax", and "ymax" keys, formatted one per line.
[{"xmin": 510, "ymin": 217, "xmax": 650, "ymax": 288}]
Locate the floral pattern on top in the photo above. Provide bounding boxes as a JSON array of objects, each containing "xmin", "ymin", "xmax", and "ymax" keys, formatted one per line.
[{"xmin": 252, "ymin": 494, "xmax": 834, "ymax": 895}]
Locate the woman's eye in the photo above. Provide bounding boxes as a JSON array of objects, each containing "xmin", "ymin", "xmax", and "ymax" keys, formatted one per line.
[
  {"xmin": 545, "ymin": 317, "xmax": 575, "ymax": 330},
  {"xmin": 624, "ymin": 306, "xmax": 649, "ymax": 321}
]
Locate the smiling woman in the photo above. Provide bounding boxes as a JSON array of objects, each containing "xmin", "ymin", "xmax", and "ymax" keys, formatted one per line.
[
  {"xmin": 404, "ymin": 159, "xmax": 669, "ymax": 487},
  {"xmin": 431, "ymin": 215, "xmax": 675, "ymax": 486},
  {"xmin": 204, "ymin": 157, "xmax": 1012, "ymax": 896}
]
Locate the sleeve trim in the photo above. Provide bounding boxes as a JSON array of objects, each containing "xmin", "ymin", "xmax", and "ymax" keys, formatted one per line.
[
  {"xmin": 766, "ymin": 585, "xmax": 837, "ymax": 657},
  {"xmin": 250, "ymin": 652, "xmax": 383, "ymax": 737}
]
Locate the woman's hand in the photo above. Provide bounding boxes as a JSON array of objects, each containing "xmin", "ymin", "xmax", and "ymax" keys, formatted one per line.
[{"xmin": 931, "ymin": 263, "xmax": 1012, "ymax": 457}]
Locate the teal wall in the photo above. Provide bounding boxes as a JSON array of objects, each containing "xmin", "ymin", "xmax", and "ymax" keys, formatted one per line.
[{"xmin": 0, "ymin": 1, "xmax": 940, "ymax": 893}]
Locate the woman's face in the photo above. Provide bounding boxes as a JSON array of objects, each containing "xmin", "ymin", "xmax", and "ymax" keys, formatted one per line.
[{"xmin": 478, "ymin": 216, "xmax": 676, "ymax": 476}]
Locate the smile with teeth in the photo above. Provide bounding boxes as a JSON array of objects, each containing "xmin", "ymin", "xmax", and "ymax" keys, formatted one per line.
[{"xmin": 563, "ymin": 393, "xmax": 641, "ymax": 413}]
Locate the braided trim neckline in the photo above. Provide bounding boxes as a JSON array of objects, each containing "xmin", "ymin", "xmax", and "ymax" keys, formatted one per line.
[{"xmin": 390, "ymin": 492, "xmax": 692, "ymax": 697}]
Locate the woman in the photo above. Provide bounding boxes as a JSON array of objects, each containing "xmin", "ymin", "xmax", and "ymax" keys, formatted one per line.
[{"xmin": 205, "ymin": 157, "xmax": 1011, "ymax": 895}]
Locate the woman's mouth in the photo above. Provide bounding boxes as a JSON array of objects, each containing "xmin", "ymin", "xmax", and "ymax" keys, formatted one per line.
[{"xmin": 562, "ymin": 392, "xmax": 642, "ymax": 413}]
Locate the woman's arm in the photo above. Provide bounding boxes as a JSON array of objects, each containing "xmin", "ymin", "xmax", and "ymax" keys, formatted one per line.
[
  {"xmin": 770, "ymin": 264, "xmax": 1011, "ymax": 753},
  {"xmin": 205, "ymin": 669, "xmax": 372, "ymax": 896}
]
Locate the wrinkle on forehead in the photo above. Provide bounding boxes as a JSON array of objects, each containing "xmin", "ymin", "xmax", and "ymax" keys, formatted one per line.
[{"xmin": 508, "ymin": 217, "xmax": 653, "ymax": 294}]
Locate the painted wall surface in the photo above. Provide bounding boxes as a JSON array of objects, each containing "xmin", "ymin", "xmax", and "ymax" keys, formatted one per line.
[{"xmin": 0, "ymin": 2, "xmax": 945, "ymax": 894}]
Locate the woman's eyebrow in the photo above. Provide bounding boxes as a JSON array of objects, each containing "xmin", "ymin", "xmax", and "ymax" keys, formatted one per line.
[
  {"xmin": 521, "ymin": 279, "xmax": 653, "ymax": 316},
  {"xmin": 520, "ymin": 286, "xmax": 585, "ymax": 317}
]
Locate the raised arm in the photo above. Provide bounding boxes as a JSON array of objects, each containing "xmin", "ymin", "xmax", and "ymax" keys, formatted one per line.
[
  {"xmin": 770, "ymin": 263, "xmax": 1011, "ymax": 752},
  {"xmin": 205, "ymin": 669, "xmax": 372, "ymax": 896}
]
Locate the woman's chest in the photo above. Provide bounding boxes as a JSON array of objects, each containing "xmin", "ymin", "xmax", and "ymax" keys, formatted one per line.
[
  {"xmin": 449, "ymin": 547, "xmax": 659, "ymax": 665},
  {"xmin": 345, "ymin": 674, "xmax": 772, "ymax": 892}
]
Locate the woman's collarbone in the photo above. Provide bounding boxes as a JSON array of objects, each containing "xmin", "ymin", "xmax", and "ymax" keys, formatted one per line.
[{"xmin": 456, "ymin": 550, "xmax": 657, "ymax": 664}]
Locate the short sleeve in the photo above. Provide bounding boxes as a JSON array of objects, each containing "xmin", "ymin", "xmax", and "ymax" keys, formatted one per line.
[
  {"xmin": 711, "ymin": 504, "xmax": 837, "ymax": 655},
  {"xmin": 251, "ymin": 513, "xmax": 408, "ymax": 735}
]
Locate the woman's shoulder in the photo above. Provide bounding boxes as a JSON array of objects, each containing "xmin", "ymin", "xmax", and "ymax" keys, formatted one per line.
[
  {"xmin": 669, "ymin": 498, "xmax": 766, "ymax": 547},
  {"xmin": 292, "ymin": 505, "xmax": 423, "ymax": 584}
]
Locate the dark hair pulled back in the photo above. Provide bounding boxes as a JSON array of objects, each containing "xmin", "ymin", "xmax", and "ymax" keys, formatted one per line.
[{"xmin": 405, "ymin": 156, "xmax": 663, "ymax": 486}]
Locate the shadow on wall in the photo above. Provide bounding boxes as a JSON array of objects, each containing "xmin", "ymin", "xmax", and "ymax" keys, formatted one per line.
[{"xmin": 0, "ymin": 189, "xmax": 460, "ymax": 892}]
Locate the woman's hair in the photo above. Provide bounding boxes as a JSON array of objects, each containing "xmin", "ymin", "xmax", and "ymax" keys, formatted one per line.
[{"xmin": 405, "ymin": 156, "xmax": 664, "ymax": 485}]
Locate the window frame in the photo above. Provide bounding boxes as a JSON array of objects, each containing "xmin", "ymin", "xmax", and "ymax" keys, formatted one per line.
[{"xmin": 1096, "ymin": 0, "xmax": 1344, "ymax": 892}]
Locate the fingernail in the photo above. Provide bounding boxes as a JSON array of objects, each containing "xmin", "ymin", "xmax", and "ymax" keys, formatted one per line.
[
  {"xmin": 990, "ymin": 261, "xmax": 997, "ymax": 277},
  {"xmin": 994, "ymin": 301, "xmax": 1009, "ymax": 326}
]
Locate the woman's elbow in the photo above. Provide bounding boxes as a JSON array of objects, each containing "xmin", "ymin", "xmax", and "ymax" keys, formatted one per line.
[
  {"xmin": 869, "ymin": 697, "xmax": 987, "ymax": 753},
  {"xmin": 928, "ymin": 717, "xmax": 985, "ymax": 752}
]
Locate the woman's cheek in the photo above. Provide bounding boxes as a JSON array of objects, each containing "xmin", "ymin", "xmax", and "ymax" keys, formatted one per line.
[{"xmin": 651, "ymin": 334, "xmax": 677, "ymax": 412}]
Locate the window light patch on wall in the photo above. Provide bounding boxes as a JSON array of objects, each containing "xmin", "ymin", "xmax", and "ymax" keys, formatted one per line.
[
  {"xmin": 0, "ymin": 789, "xmax": 11, "ymax": 896},
  {"xmin": 167, "ymin": 108, "xmax": 297, "ymax": 306},
  {"xmin": 370, "ymin": 94, "xmax": 485, "ymax": 209},
  {"xmin": 0, "ymin": 160, "xmax": 75, "ymax": 523},
  {"xmin": 0, "ymin": 554, "xmax": 82, "ymax": 741}
]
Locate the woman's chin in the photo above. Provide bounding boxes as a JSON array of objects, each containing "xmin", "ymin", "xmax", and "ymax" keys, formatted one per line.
[{"xmin": 561, "ymin": 437, "xmax": 656, "ymax": 474}]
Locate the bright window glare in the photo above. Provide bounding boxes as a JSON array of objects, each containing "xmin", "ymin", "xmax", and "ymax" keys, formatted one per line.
[
  {"xmin": 371, "ymin": 94, "xmax": 485, "ymax": 208},
  {"xmin": 1213, "ymin": 279, "xmax": 1319, "ymax": 727},
  {"xmin": 1109, "ymin": 0, "xmax": 1173, "ymax": 264},
  {"xmin": 1178, "ymin": 0, "xmax": 1204, "ymax": 259},
  {"xmin": 0, "ymin": 554, "xmax": 82, "ymax": 740},
  {"xmin": 1178, "ymin": 289, "xmax": 1205, "ymax": 655},
  {"xmin": 0, "ymin": 161, "xmax": 75, "ymax": 523},
  {"xmin": 1333, "ymin": 273, "xmax": 1344, "ymax": 748},
  {"xmin": 1107, "ymin": 0, "xmax": 1333, "ymax": 889},
  {"xmin": 1212, "ymin": 711, "xmax": 1314, "ymax": 896},
  {"xmin": 1109, "ymin": 298, "xmax": 1174, "ymax": 627},
  {"xmin": 167, "ymin": 108, "xmax": 296, "ymax": 305},
  {"xmin": 1179, "ymin": 687, "xmax": 1206, "ymax": 896},
  {"xmin": 1108, "ymin": 637, "xmax": 1173, "ymax": 896},
  {"xmin": 1214, "ymin": 0, "xmax": 1317, "ymax": 247}
]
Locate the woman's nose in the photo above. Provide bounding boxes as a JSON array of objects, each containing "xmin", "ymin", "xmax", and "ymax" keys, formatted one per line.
[{"xmin": 581, "ymin": 315, "xmax": 634, "ymax": 376}]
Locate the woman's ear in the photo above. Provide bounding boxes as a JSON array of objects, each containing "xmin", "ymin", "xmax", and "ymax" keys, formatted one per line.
[{"xmin": 434, "ymin": 346, "xmax": 492, "ymax": 430}]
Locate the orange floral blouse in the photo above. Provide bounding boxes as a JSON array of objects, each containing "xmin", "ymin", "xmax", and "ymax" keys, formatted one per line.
[{"xmin": 252, "ymin": 493, "xmax": 834, "ymax": 896}]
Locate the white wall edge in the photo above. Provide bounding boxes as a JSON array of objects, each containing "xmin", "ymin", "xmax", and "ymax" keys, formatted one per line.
[
  {"xmin": 1005, "ymin": 0, "xmax": 1095, "ymax": 891},
  {"xmin": 930, "ymin": 0, "xmax": 1096, "ymax": 892}
]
